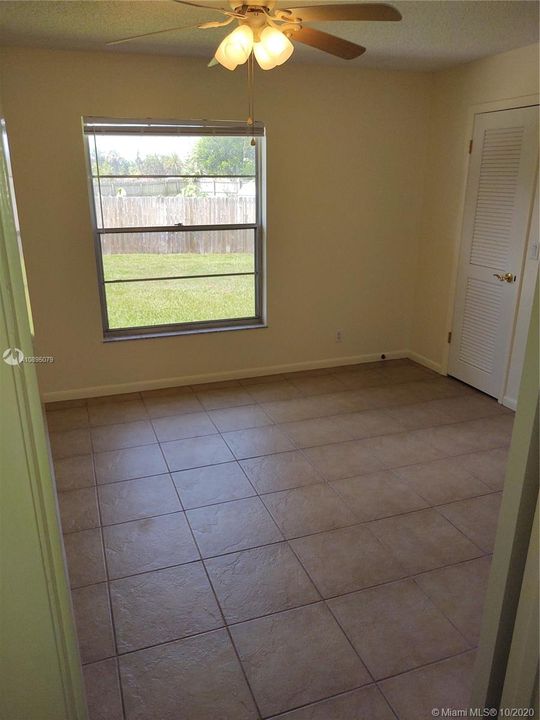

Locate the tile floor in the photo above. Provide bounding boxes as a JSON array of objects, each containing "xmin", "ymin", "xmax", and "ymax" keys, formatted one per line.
[{"xmin": 46, "ymin": 360, "xmax": 512, "ymax": 720}]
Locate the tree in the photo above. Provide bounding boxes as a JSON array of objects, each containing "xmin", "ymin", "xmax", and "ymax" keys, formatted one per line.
[
  {"xmin": 187, "ymin": 136, "xmax": 256, "ymax": 176},
  {"xmin": 95, "ymin": 151, "xmax": 184, "ymax": 176}
]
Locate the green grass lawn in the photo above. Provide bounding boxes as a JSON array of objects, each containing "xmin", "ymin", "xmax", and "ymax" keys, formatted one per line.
[{"xmin": 103, "ymin": 253, "xmax": 255, "ymax": 328}]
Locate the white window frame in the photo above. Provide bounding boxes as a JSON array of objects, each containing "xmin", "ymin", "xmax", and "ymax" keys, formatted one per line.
[{"xmin": 83, "ymin": 117, "xmax": 266, "ymax": 340}]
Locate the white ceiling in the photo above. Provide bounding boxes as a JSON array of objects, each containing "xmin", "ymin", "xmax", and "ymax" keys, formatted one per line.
[{"xmin": 0, "ymin": 0, "xmax": 538, "ymax": 72}]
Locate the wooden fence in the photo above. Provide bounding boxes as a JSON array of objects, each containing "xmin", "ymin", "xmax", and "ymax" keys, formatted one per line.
[{"xmin": 100, "ymin": 196, "xmax": 256, "ymax": 254}]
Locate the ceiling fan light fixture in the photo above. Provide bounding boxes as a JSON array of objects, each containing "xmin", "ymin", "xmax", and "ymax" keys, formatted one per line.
[
  {"xmin": 253, "ymin": 40, "xmax": 278, "ymax": 70},
  {"xmin": 258, "ymin": 26, "xmax": 295, "ymax": 65},
  {"xmin": 214, "ymin": 24, "xmax": 254, "ymax": 70}
]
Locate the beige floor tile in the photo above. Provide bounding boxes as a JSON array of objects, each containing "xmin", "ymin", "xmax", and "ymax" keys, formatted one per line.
[
  {"xmin": 379, "ymin": 651, "xmax": 475, "ymax": 720},
  {"xmin": 119, "ymin": 629, "xmax": 258, "ymax": 720},
  {"xmin": 423, "ymin": 416, "xmax": 513, "ymax": 457},
  {"xmin": 415, "ymin": 376, "xmax": 475, "ymax": 400},
  {"xmin": 49, "ymin": 428, "xmax": 92, "ymax": 459},
  {"xmin": 331, "ymin": 471, "xmax": 428, "ymax": 522},
  {"xmin": 172, "ymin": 462, "xmax": 255, "ymax": 509},
  {"xmin": 329, "ymin": 579, "xmax": 468, "ymax": 680},
  {"xmin": 223, "ymin": 425, "xmax": 295, "ymax": 459},
  {"xmin": 368, "ymin": 508, "xmax": 482, "ymax": 574},
  {"xmin": 240, "ymin": 451, "xmax": 321, "ymax": 494},
  {"xmin": 161, "ymin": 435, "xmax": 234, "ymax": 472},
  {"xmin": 83, "ymin": 658, "xmax": 124, "ymax": 720},
  {"xmin": 288, "ymin": 374, "xmax": 348, "ymax": 396},
  {"xmin": 209, "ymin": 405, "xmax": 274, "ymax": 432},
  {"xmin": 437, "ymin": 493, "xmax": 502, "ymax": 552},
  {"xmin": 430, "ymin": 394, "xmax": 509, "ymax": 423},
  {"xmin": 230, "ymin": 603, "xmax": 370, "ymax": 717},
  {"xmin": 384, "ymin": 400, "xmax": 453, "ymax": 430},
  {"xmin": 187, "ymin": 496, "xmax": 283, "ymax": 557},
  {"xmin": 91, "ymin": 420, "xmax": 157, "ymax": 453},
  {"xmin": 290, "ymin": 525, "xmax": 405, "ymax": 598},
  {"xmin": 415, "ymin": 557, "xmax": 491, "ymax": 646},
  {"xmin": 94, "ymin": 444, "xmax": 168, "ymax": 485},
  {"xmin": 378, "ymin": 364, "xmax": 435, "ymax": 384},
  {"xmin": 262, "ymin": 483, "xmax": 358, "ymax": 539},
  {"xmin": 205, "ymin": 542, "xmax": 319, "ymax": 623},
  {"xmin": 267, "ymin": 685, "xmax": 395, "ymax": 720},
  {"xmin": 143, "ymin": 393, "xmax": 204, "ymax": 419},
  {"xmin": 53, "ymin": 454, "xmax": 95, "ymax": 491},
  {"xmin": 98, "ymin": 475, "xmax": 181, "ymax": 525},
  {"xmin": 367, "ymin": 430, "xmax": 444, "ymax": 468},
  {"xmin": 88, "ymin": 399, "xmax": 148, "ymax": 427},
  {"xmin": 58, "ymin": 487, "xmax": 100, "ymax": 533},
  {"xmin": 196, "ymin": 387, "xmax": 253, "ymax": 410},
  {"xmin": 457, "ymin": 447, "xmax": 509, "ymax": 490},
  {"xmin": 392, "ymin": 457, "xmax": 491, "ymax": 505},
  {"xmin": 335, "ymin": 369, "xmax": 386, "ymax": 391},
  {"xmin": 64, "ymin": 527, "xmax": 106, "ymax": 588},
  {"xmin": 72, "ymin": 583, "xmax": 115, "ymax": 664},
  {"xmin": 246, "ymin": 380, "xmax": 302, "ymax": 403},
  {"xmin": 333, "ymin": 409, "xmax": 406, "ymax": 439},
  {"xmin": 279, "ymin": 416, "xmax": 354, "ymax": 448},
  {"xmin": 103, "ymin": 512, "xmax": 199, "ymax": 579},
  {"xmin": 151, "ymin": 412, "xmax": 217, "ymax": 442},
  {"xmin": 110, "ymin": 563, "xmax": 222, "ymax": 653},
  {"xmin": 46, "ymin": 406, "xmax": 89, "ymax": 432},
  {"xmin": 261, "ymin": 394, "xmax": 351, "ymax": 423},
  {"xmin": 302, "ymin": 440, "xmax": 383, "ymax": 481}
]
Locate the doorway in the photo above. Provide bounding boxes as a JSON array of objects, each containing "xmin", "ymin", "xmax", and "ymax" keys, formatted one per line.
[{"xmin": 448, "ymin": 105, "xmax": 539, "ymax": 401}]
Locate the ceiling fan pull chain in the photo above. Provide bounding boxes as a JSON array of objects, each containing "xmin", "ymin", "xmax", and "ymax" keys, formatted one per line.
[{"xmin": 247, "ymin": 52, "xmax": 256, "ymax": 146}]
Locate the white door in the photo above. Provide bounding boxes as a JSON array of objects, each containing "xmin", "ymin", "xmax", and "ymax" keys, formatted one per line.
[{"xmin": 448, "ymin": 105, "xmax": 539, "ymax": 398}]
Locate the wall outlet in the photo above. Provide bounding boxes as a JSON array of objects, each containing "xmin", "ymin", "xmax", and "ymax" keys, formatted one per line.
[{"xmin": 336, "ymin": 330, "xmax": 343, "ymax": 343}]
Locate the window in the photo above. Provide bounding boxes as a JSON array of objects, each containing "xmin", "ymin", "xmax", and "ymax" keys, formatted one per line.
[{"xmin": 83, "ymin": 118, "xmax": 265, "ymax": 339}]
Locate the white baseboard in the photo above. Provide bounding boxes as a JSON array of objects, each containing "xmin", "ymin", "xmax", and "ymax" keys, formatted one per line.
[
  {"xmin": 407, "ymin": 351, "xmax": 445, "ymax": 375},
  {"xmin": 502, "ymin": 395, "xmax": 518, "ymax": 411},
  {"xmin": 42, "ymin": 349, "xmax": 412, "ymax": 402}
]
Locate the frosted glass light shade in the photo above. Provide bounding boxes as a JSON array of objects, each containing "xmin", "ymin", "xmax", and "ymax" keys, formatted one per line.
[
  {"xmin": 256, "ymin": 26, "xmax": 294, "ymax": 68},
  {"xmin": 214, "ymin": 25, "xmax": 254, "ymax": 71},
  {"xmin": 253, "ymin": 40, "xmax": 278, "ymax": 70}
]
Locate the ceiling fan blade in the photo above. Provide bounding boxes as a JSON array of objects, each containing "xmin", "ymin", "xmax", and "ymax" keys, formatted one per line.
[
  {"xmin": 107, "ymin": 23, "xmax": 201, "ymax": 46},
  {"xmin": 291, "ymin": 27, "xmax": 365, "ymax": 59},
  {"xmin": 172, "ymin": 0, "xmax": 230, "ymax": 12},
  {"xmin": 285, "ymin": 3, "xmax": 401, "ymax": 22}
]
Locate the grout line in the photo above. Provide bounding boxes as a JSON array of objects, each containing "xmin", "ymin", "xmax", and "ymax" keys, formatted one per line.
[
  {"xmin": 90, "ymin": 468, "xmax": 129, "ymax": 720},
  {"xmin": 169, "ymin": 478, "xmax": 263, "ymax": 720},
  {"xmin": 54, "ymin": 365, "xmax": 510, "ymax": 718}
]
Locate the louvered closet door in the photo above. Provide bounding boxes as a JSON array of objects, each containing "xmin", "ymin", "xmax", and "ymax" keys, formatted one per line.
[{"xmin": 448, "ymin": 105, "xmax": 539, "ymax": 398}]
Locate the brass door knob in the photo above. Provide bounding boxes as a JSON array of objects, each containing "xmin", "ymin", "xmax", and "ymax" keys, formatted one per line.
[{"xmin": 493, "ymin": 272, "xmax": 515, "ymax": 283}]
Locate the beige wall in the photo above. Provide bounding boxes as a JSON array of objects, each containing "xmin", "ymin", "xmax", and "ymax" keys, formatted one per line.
[
  {"xmin": 0, "ymin": 43, "xmax": 538, "ymax": 399},
  {"xmin": 410, "ymin": 43, "xmax": 540, "ymax": 371},
  {"xmin": 0, "ymin": 47, "xmax": 431, "ymax": 399}
]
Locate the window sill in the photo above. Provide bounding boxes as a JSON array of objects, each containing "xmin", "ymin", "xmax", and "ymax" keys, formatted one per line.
[{"xmin": 102, "ymin": 322, "xmax": 268, "ymax": 343}]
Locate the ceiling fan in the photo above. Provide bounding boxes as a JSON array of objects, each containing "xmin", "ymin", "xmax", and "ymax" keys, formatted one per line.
[{"xmin": 109, "ymin": 1, "xmax": 402, "ymax": 71}]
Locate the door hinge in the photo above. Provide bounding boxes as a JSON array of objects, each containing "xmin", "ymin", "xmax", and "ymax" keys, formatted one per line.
[
  {"xmin": 468, "ymin": 139, "xmax": 473, "ymax": 154},
  {"xmin": 447, "ymin": 331, "xmax": 452, "ymax": 344}
]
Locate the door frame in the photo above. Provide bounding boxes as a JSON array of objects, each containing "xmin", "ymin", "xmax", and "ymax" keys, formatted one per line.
[
  {"xmin": 0, "ymin": 118, "xmax": 88, "ymax": 718},
  {"xmin": 442, "ymin": 94, "xmax": 539, "ymax": 404}
]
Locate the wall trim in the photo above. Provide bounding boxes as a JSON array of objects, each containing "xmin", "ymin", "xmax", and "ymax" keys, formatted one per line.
[
  {"xmin": 407, "ymin": 350, "xmax": 445, "ymax": 375},
  {"xmin": 42, "ymin": 349, "xmax": 418, "ymax": 402},
  {"xmin": 502, "ymin": 395, "xmax": 518, "ymax": 411}
]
